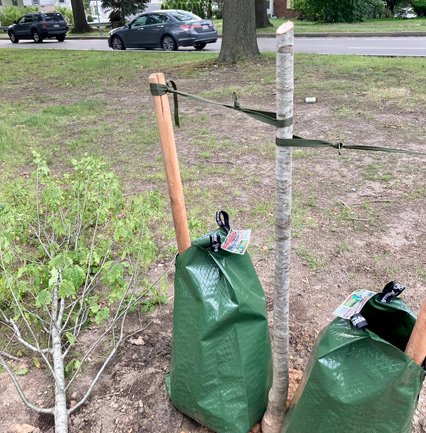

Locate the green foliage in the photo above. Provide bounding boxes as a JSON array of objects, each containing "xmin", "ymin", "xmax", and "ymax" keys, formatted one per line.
[
  {"xmin": 412, "ymin": 0, "xmax": 426, "ymax": 16},
  {"xmin": 101, "ymin": 0, "xmax": 149, "ymax": 25},
  {"xmin": 0, "ymin": 5, "xmax": 39, "ymax": 26},
  {"xmin": 293, "ymin": 0, "xmax": 389, "ymax": 22},
  {"xmin": 162, "ymin": 0, "xmax": 218, "ymax": 18},
  {"xmin": 55, "ymin": 5, "xmax": 74, "ymax": 25},
  {"xmin": 0, "ymin": 153, "xmax": 164, "ymax": 342}
]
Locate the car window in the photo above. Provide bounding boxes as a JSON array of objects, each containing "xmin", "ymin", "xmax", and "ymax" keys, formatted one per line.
[
  {"xmin": 132, "ymin": 16, "xmax": 148, "ymax": 27},
  {"xmin": 17, "ymin": 16, "xmax": 26, "ymax": 24},
  {"xmin": 45, "ymin": 13, "xmax": 65, "ymax": 22},
  {"xmin": 146, "ymin": 14, "xmax": 162, "ymax": 25},
  {"xmin": 169, "ymin": 11, "xmax": 200, "ymax": 22},
  {"xmin": 24, "ymin": 15, "xmax": 34, "ymax": 23}
]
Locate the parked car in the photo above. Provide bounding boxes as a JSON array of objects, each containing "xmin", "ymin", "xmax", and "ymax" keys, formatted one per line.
[
  {"xmin": 108, "ymin": 9, "xmax": 217, "ymax": 51},
  {"xmin": 8, "ymin": 12, "xmax": 68, "ymax": 44},
  {"xmin": 394, "ymin": 6, "xmax": 418, "ymax": 18}
]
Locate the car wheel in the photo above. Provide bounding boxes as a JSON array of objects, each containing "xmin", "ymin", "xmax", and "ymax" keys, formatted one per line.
[
  {"xmin": 9, "ymin": 32, "xmax": 19, "ymax": 44},
  {"xmin": 56, "ymin": 34, "xmax": 66, "ymax": 42},
  {"xmin": 32, "ymin": 30, "xmax": 43, "ymax": 43},
  {"xmin": 161, "ymin": 35, "xmax": 177, "ymax": 52},
  {"xmin": 194, "ymin": 42, "xmax": 206, "ymax": 51},
  {"xmin": 112, "ymin": 36, "xmax": 126, "ymax": 50}
]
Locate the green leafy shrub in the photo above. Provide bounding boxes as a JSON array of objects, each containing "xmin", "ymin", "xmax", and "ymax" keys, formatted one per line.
[
  {"xmin": 162, "ymin": 0, "xmax": 219, "ymax": 19},
  {"xmin": 0, "ymin": 153, "xmax": 165, "ymax": 325},
  {"xmin": 412, "ymin": 0, "xmax": 426, "ymax": 15},
  {"xmin": 0, "ymin": 6, "xmax": 39, "ymax": 26},
  {"xmin": 293, "ymin": 0, "xmax": 389, "ymax": 22},
  {"xmin": 55, "ymin": 5, "xmax": 74, "ymax": 25}
]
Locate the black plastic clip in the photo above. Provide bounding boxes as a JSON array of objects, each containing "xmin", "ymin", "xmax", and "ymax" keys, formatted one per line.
[
  {"xmin": 215, "ymin": 211, "xmax": 231, "ymax": 234},
  {"xmin": 210, "ymin": 233, "xmax": 221, "ymax": 253},
  {"xmin": 350, "ymin": 313, "xmax": 368, "ymax": 330},
  {"xmin": 377, "ymin": 281, "xmax": 405, "ymax": 304}
]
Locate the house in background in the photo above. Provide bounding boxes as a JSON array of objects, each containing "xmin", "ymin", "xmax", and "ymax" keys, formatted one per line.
[
  {"xmin": 274, "ymin": 0, "xmax": 298, "ymax": 18},
  {"xmin": 0, "ymin": 0, "xmax": 24, "ymax": 7}
]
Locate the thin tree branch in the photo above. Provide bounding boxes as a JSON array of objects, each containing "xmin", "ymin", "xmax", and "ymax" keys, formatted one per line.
[
  {"xmin": 8, "ymin": 320, "xmax": 52, "ymax": 354},
  {"xmin": 0, "ymin": 354, "xmax": 54, "ymax": 415}
]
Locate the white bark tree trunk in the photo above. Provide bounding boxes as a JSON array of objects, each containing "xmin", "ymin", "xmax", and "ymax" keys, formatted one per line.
[
  {"xmin": 262, "ymin": 21, "xmax": 294, "ymax": 433},
  {"xmin": 52, "ymin": 325, "xmax": 68, "ymax": 433}
]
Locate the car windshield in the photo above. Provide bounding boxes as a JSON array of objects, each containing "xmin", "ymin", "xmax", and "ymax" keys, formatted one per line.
[
  {"xmin": 169, "ymin": 11, "xmax": 201, "ymax": 22},
  {"xmin": 45, "ymin": 13, "xmax": 65, "ymax": 22}
]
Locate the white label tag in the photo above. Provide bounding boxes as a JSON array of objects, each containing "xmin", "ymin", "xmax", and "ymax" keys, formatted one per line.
[
  {"xmin": 221, "ymin": 229, "xmax": 251, "ymax": 255},
  {"xmin": 333, "ymin": 289, "xmax": 376, "ymax": 319}
]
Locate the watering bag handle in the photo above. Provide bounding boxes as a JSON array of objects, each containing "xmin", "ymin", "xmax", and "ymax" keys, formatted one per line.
[{"xmin": 216, "ymin": 211, "xmax": 231, "ymax": 234}]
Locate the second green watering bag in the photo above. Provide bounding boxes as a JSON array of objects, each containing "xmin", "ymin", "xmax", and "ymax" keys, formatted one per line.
[
  {"xmin": 166, "ymin": 212, "xmax": 272, "ymax": 433},
  {"xmin": 282, "ymin": 283, "xmax": 425, "ymax": 433}
]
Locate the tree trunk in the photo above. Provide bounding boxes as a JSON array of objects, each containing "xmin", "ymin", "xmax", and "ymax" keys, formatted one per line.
[
  {"xmin": 70, "ymin": 0, "xmax": 93, "ymax": 33},
  {"xmin": 52, "ymin": 325, "xmax": 68, "ymax": 433},
  {"xmin": 256, "ymin": 0, "xmax": 272, "ymax": 28},
  {"xmin": 218, "ymin": 0, "xmax": 260, "ymax": 64},
  {"xmin": 262, "ymin": 21, "xmax": 294, "ymax": 433}
]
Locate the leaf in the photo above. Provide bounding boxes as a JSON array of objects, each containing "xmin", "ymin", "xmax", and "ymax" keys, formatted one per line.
[
  {"xmin": 15, "ymin": 366, "xmax": 29, "ymax": 376},
  {"xmin": 90, "ymin": 303, "xmax": 100, "ymax": 314},
  {"xmin": 58, "ymin": 280, "xmax": 76, "ymax": 299},
  {"xmin": 65, "ymin": 332, "xmax": 77, "ymax": 346},
  {"xmin": 48, "ymin": 267, "xmax": 59, "ymax": 287},
  {"xmin": 33, "ymin": 357, "xmax": 41, "ymax": 369},
  {"xmin": 63, "ymin": 265, "xmax": 85, "ymax": 290},
  {"xmin": 36, "ymin": 289, "xmax": 52, "ymax": 307},
  {"xmin": 95, "ymin": 307, "xmax": 110, "ymax": 324}
]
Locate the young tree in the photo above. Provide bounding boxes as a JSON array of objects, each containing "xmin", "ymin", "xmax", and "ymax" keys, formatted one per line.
[
  {"xmin": 255, "ymin": 0, "xmax": 272, "ymax": 28},
  {"xmin": 218, "ymin": 0, "xmax": 260, "ymax": 63},
  {"xmin": 70, "ymin": 0, "xmax": 93, "ymax": 33},
  {"xmin": 262, "ymin": 22, "xmax": 294, "ymax": 433},
  {"xmin": 0, "ymin": 155, "xmax": 165, "ymax": 433},
  {"xmin": 101, "ymin": 0, "xmax": 149, "ymax": 27}
]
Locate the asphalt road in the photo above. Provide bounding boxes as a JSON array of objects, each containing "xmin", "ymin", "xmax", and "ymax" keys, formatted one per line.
[{"xmin": 1, "ymin": 36, "xmax": 425, "ymax": 56}]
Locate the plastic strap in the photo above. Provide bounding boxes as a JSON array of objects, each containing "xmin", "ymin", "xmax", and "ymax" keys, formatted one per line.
[
  {"xmin": 149, "ymin": 82, "xmax": 293, "ymax": 129},
  {"xmin": 276, "ymin": 136, "xmax": 426, "ymax": 157},
  {"xmin": 215, "ymin": 211, "xmax": 230, "ymax": 234}
]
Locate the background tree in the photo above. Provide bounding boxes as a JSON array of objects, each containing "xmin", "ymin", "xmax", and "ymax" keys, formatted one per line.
[
  {"xmin": 218, "ymin": 0, "xmax": 260, "ymax": 63},
  {"xmin": 256, "ymin": 0, "xmax": 272, "ymax": 28},
  {"xmin": 0, "ymin": 155, "xmax": 165, "ymax": 433},
  {"xmin": 102, "ymin": 0, "xmax": 149, "ymax": 27},
  {"xmin": 70, "ymin": 0, "xmax": 93, "ymax": 33}
]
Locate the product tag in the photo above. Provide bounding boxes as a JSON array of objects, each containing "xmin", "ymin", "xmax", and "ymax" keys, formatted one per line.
[
  {"xmin": 221, "ymin": 229, "xmax": 251, "ymax": 255},
  {"xmin": 333, "ymin": 289, "xmax": 376, "ymax": 320}
]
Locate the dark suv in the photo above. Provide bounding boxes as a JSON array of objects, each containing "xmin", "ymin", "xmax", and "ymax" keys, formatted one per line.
[{"xmin": 8, "ymin": 12, "xmax": 68, "ymax": 44}]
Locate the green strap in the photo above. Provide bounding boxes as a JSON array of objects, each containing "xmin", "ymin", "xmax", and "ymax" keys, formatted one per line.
[
  {"xmin": 276, "ymin": 136, "xmax": 426, "ymax": 157},
  {"xmin": 149, "ymin": 82, "xmax": 293, "ymax": 129}
]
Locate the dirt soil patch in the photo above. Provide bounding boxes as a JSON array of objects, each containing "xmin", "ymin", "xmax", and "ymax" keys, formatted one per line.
[{"xmin": 0, "ymin": 53, "xmax": 425, "ymax": 433}]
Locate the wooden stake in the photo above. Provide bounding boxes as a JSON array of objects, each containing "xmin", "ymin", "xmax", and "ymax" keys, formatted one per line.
[
  {"xmin": 405, "ymin": 298, "xmax": 426, "ymax": 366},
  {"xmin": 149, "ymin": 72, "xmax": 191, "ymax": 254},
  {"xmin": 262, "ymin": 21, "xmax": 294, "ymax": 433}
]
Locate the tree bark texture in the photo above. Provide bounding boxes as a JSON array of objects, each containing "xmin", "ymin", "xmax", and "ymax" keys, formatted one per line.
[
  {"xmin": 262, "ymin": 21, "xmax": 294, "ymax": 433},
  {"xmin": 218, "ymin": 0, "xmax": 260, "ymax": 63},
  {"xmin": 256, "ymin": 0, "xmax": 273, "ymax": 28},
  {"xmin": 70, "ymin": 0, "xmax": 93, "ymax": 33}
]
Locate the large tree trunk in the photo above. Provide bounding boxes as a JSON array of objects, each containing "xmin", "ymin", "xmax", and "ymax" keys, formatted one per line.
[
  {"xmin": 218, "ymin": 0, "xmax": 260, "ymax": 64},
  {"xmin": 262, "ymin": 21, "xmax": 294, "ymax": 433},
  {"xmin": 70, "ymin": 0, "xmax": 93, "ymax": 33},
  {"xmin": 256, "ymin": 0, "xmax": 273, "ymax": 28}
]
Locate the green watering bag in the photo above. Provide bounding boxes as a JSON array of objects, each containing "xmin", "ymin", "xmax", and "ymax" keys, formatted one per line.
[
  {"xmin": 166, "ymin": 212, "xmax": 272, "ymax": 433},
  {"xmin": 282, "ymin": 284, "xmax": 425, "ymax": 433}
]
